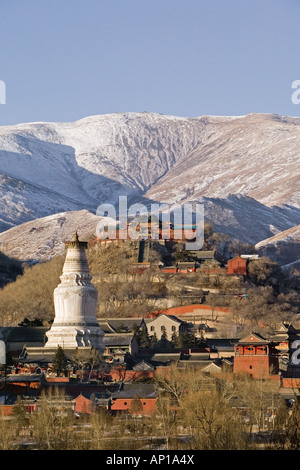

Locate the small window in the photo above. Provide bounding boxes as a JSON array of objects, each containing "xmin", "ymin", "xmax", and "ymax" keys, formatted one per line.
[
  {"xmin": 249, "ymin": 365, "xmax": 252, "ymax": 369},
  {"xmin": 124, "ymin": 402, "xmax": 127, "ymax": 405},
  {"xmin": 171, "ymin": 326, "xmax": 176, "ymax": 331},
  {"xmin": 150, "ymin": 326, "xmax": 154, "ymax": 331}
]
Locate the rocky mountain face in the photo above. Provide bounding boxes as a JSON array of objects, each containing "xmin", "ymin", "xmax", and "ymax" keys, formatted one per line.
[
  {"xmin": 0, "ymin": 112, "xmax": 205, "ymax": 232},
  {"xmin": 0, "ymin": 210, "xmax": 102, "ymax": 263},
  {"xmin": 255, "ymin": 224, "xmax": 300, "ymax": 273},
  {"xmin": 0, "ymin": 112, "xmax": 299, "ymax": 267},
  {"xmin": 145, "ymin": 113, "xmax": 300, "ymax": 208}
]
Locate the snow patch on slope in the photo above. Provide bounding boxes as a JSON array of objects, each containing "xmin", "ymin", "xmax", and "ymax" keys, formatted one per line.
[
  {"xmin": 0, "ymin": 210, "xmax": 103, "ymax": 262},
  {"xmin": 0, "ymin": 112, "xmax": 300, "ymax": 259}
]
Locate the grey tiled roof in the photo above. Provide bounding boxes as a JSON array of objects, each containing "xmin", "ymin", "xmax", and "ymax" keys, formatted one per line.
[
  {"xmin": 0, "ymin": 327, "xmax": 48, "ymax": 343},
  {"xmin": 99, "ymin": 318, "xmax": 144, "ymax": 333},
  {"xmin": 132, "ymin": 360, "xmax": 155, "ymax": 371},
  {"xmin": 0, "ymin": 374, "xmax": 43, "ymax": 383},
  {"xmin": 206, "ymin": 339, "xmax": 236, "ymax": 350},
  {"xmin": 111, "ymin": 383, "xmax": 158, "ymax": 399},
  {"xmin": 103, "ymin": 333, "xmax": 135, "ymax": 346}
]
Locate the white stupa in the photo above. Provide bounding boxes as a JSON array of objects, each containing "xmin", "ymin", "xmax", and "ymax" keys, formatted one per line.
[{"xmin": 44, "ymin": 232, "xmax": 105, "ymax": 352}]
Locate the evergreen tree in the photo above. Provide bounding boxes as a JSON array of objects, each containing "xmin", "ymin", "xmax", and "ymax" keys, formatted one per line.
[
  {"xmin": 172, "ymin": 330, "xmax": 198, "ymax": 349},
  {"xmin": 150, "ymin": 332, "xmax": 158, "ymax": 349},
  {"xmin": 52, "ymin": 346, "xmax": 68, "ymax": 377},
  {"xmin": 171, "ymin": 330, "xmax": 181, "ymax": 348},
  {"xmin": 159, "ymin": 326, "xmax": 169, "ymax": 349},
  {"xmin": 181, "ymin": 330, "xmax": 195, "ymax": 348},
  {"xmin": 135, "ymin": 326, "xmax": 150, "ymax": 349},
  {"xmin": 139, "ymin": 327, "xmax": 151, "ymax": 349}
]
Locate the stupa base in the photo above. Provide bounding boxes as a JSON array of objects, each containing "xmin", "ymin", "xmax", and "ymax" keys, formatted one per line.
[{"xmin": 45, "ymin": 325, "xmax": 105, "ymax": 352}]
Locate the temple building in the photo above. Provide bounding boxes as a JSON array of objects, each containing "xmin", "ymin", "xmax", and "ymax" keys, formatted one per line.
[{"xmin": 233, "ymin": 332, "xmax": 279, "ymax": 378}]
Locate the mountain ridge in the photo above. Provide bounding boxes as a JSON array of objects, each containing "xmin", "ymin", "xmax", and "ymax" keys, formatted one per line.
[{"xmin": 0, "ymin": 111, "xmax": 299, "ymax": 267}]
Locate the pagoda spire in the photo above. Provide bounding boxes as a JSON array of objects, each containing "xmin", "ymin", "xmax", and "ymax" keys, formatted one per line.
[{"xmin": 44, "ymin": 232, "xmax": 105, "ymax": 352}]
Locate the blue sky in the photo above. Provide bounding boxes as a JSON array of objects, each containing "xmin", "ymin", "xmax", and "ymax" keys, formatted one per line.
[{"xmin": 0, "ymin": 0, "xmax": 300, "ymax": 126}]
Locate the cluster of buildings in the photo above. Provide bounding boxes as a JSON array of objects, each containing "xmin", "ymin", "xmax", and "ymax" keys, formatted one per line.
[
  {"xmin": 0, "ymin": 232, "xmax": 299, "ymax": 419},
  {"xmin": 161, "ymin": 253, "xmax": 256, "ymax": 276},
  {"xmin": 95, "ymin": 219, "xmax": 258, "ymax": 277}
]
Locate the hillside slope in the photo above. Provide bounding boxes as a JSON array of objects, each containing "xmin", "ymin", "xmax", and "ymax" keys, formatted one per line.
[
  {"xmin": 256, "ymin": 224, "xmax": 300, "ymax": 270},
  {"xmin": 0, "ymin": 210, "xmax": 102, "ymax": 262},
  {"xmin": 0, "ymin": 113, "xmax": 205, "ymax": 223},
  {"xmin": 145, "ymin": 113, "xmax": 300, "ymax": 209},
  {"xmin": 0, "ymin": 112, "xmax": 299, "ymax": 259}
]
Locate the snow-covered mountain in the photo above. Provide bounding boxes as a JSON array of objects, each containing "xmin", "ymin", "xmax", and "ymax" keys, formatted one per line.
[
  {"xmin": 255, "ymin": 224, "xmax": 300, "ymax": 272},
  {"xmin": 0, "ymin": 173, "xmax": 86, "ymax": 233},
  {"xmin": 145, "ymin": 113, "xmax": 300, "ymax": 209},
  {"xmin": 0, "ymin": 111, "xmax": 299, "ymax": 264},
  {"xmin": 0, "ymin": 210, "xmax": 102, "ymax": 262},
  {"xmin": 0, "ymin": 112, "xmax": 205, "ymax": 232}
]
